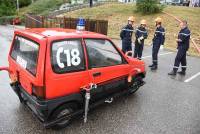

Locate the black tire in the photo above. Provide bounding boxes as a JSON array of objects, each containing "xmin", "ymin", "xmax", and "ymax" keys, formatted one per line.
[
  {"xmin": 50, "ymin": 103, "xmax": 78, "ymax": 130},
  {"xmin": 128, "ymin": 76, "xmax": 143, "ymax": 94}
]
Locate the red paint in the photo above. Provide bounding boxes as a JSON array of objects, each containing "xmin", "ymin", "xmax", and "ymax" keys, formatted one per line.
[{"xmin": 4, "ymin": 28, "xmax": 145, "ymax": 100}]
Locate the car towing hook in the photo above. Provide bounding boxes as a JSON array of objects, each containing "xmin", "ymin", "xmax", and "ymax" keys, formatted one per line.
[
  {"xmin": 83, "ymin": 83, "xmax": 97, "ymax": 123},
  {"xmin": 0, "ymin": 67, "xmax": 10, "ymax": 73}
]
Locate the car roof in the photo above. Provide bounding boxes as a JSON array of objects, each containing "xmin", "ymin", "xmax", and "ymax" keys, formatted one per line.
[{"xmin": 15, "ymin": 28, "xmax": 107, "ymax": 40}]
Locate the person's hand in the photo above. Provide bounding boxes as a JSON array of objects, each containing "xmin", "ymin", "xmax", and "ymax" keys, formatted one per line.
[
  {"xmin": 176, "ymin": 39, "xmax": 182, "ymax": 42},
  {"xmin": 160, "ymin": 45, "xmax": 164, "ymax": 50},
  {"xmin": 139, "ymin": 36, "xmax": 144, "ymax": 40},
  {"xmin": 138, "ymin": 38, "xmax": 141, "ymax": 44}
]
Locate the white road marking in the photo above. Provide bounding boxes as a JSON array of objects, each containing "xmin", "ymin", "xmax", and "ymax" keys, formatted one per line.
[
  {"xmin": 142, "ymin": 52, "xmax": 174, "ymax": 59},
  {"xmin": 184, "ymin": 72, "xmax": 200, "ymax": 83}
]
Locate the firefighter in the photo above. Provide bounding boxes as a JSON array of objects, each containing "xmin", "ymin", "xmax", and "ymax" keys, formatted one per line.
[
  {"xmin": 168, "ymin": 20, "xmax": 191, "ymax": 76},
  {"xmin": 149, "ymin": 17, "xmax": 165, "ymax": 70},
  {"xmin": 134, "ymin": 19, "xmax": 148, "ymax": 60},
  {"xmin": 120, "ymin": 16, "xmax": 135, "ymax": 54}
]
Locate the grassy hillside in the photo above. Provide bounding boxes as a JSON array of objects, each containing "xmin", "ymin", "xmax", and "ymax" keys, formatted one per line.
[
  {"xmin": 19, "ymin": 0, "xmax": 65, "ymax": 16},
  {"xmin": 60, "ymin": 3, "xmax": 200, "ymax": 56}
]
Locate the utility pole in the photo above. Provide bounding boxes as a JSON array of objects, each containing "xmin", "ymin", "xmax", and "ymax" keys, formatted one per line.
[
  {"xmin": 89, "ymin": 0, "xmax": 93, "ymax": 7},
  {"xmin": 16, "ymin": 0, "xmax": 19, "ymax": 12}
]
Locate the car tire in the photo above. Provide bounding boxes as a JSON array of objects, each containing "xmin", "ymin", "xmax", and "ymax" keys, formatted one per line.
[
  {"xmin": 128, "ymin": 76, "xmax": 143, "ymax": 94},
  {"xmin": 50, "ymin": 103, "xmax": 78, "ymax": 130}
]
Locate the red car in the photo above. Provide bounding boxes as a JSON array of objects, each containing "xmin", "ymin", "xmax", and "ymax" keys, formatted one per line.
[
  {"xmin": 11, "ymin": 17, "xmax": 21, "ymax": 25},
  {"xmin": 0, "ymin": 27, "xmax": 146, "ymax": 129}
]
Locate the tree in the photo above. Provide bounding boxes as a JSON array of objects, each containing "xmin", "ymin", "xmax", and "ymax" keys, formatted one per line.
[
  {"xmin": 136, "ymin": 0, "xmax": 164, "ymax": 14},
  {"xmin": 0, "ymin": 0, "xmax": 16, "ymax": 16},
  {"xmin": 19, "ymin": 0, "xmax": 32, "ymax": 8}
]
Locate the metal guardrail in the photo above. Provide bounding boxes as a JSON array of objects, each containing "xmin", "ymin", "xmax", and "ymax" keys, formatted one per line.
[{"xmin": 50, "ymin": 1, "xmax": 118, "ymax": 17}]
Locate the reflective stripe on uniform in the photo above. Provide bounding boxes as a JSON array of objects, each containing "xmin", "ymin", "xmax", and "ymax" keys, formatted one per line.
[
  {"xmin": 122, "ymin": 29, "xmax": 135, "ymax": 32},
  {"xmin": 179, "ymin": 33, "xmax": 191, "ymax": 36},
  {"xmin": 136, "ymin": 29, "xmax": 147, "ymax": 34},
  {"xmin": 155, "ymin": 31, "xmax": 165, "ymax": 34},
  {"xmin": 181, "ymin": 66, "xmax": 187, "ymax": 68},
  {"xmin": 173, "ymin": 66, "xmax": 179, "ymax": 68}
]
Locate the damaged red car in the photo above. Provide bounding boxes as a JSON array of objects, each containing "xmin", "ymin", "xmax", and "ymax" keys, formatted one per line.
[{"xmin": 0, "ymin": 21, "xmax": 146, "ymax": 129}]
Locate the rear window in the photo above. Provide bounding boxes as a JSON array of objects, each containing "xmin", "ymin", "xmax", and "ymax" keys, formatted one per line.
[{"xmin": 10, "ymin": 36, "xmax": 39, "ymax": 76}]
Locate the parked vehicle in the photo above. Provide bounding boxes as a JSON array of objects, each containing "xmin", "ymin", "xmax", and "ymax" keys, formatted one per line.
[
  {"xmin": 10, "ymin": 17, "xmax": 21, "ymax": 25},
  {"xmin": 0, "ymin": 20, "xmax": 146, "ymax": 129},
  {"xmin": 160, "ymin": 0, "xmax": 173, "ymax": 4},
  {"xmin": 171, "ymin": 0, "xmax": 190, "ymax": 6},
  {"xmin": 59, "ymin": 3, "xmax": 71, "ymax": 10}
]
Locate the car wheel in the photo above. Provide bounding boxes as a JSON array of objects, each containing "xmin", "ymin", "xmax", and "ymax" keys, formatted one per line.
[
  {"xmin": 50, "ymin": 103, "xmax": 78, "ymax": 130},
  {"xmin": 128, "ymin": 76, "xmax": 143, "ymax": 94}
]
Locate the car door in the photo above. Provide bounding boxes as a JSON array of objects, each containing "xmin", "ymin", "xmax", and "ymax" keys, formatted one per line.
[
  {"xmin": 84, "ymin": 38, "xmax": 130, "ymax": 102},
  {"xmin": 45, "ymin": 38, "xmax": 91, "ymax": 99}
]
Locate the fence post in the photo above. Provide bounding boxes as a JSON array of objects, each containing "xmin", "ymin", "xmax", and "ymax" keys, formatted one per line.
[
  {"xmin": 25, "ymin": 15, "xmax": 27, "ymax": 28},
  {"xmin": 96, "ymin": 20, "xmax": 100, "ymax": 34}
]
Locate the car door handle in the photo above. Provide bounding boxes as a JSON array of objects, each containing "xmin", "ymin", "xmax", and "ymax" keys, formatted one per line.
[{"xmin": 93, "ymin": 72, "xmax": 101, "ymax": 77}]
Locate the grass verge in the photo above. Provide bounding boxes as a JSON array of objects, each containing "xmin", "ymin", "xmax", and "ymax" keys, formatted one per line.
[{"xmin": 60, "ymin": 3, "xmax": 200, "ymax": 56}]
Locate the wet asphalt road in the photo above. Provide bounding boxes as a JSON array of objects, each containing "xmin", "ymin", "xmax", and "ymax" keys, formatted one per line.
[{"xmin": 0, "ymin": 25, "xmax": 200, "ymax": 134}]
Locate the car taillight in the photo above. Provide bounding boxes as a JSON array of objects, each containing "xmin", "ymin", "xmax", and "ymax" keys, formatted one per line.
[{"xmin": 32, "ymin": 85, "xmax": 45, "ymax": 99}]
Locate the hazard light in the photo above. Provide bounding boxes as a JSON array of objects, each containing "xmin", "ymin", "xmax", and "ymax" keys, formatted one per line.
[{"xmin": 76, "ymin": 18, "xmax": 85, "ymax": 31}]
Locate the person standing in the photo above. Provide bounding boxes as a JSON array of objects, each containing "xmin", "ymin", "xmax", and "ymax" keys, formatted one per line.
[
  {"xmin": 120, "ymin": 16, "xmax": 135, "ymax": 54},
  {"xmin": 134, "ymin": 19, "xmax": 148, "ymax": 60},
  {"xmin": 168, "ymin": 20, "xmax": 191, "ymax": 76},
  {"xmin": 149, "ymin": 17, "xmax": 165, "ymax": 70}
]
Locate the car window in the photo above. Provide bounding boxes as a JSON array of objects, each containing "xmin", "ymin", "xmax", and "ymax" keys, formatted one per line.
[
  {"xmin": 84, "ymin": 39, "xmax": 123, "ymax": 68},
  {"xmin": 11, "ymin": 36, "xmax": 39, "ymax": 76},
  {"xmin": 51, "ymin": 39, "xmax": 85, "ymax": 73}
]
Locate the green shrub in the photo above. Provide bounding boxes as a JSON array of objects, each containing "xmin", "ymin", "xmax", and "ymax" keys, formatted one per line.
[
  {"xmin": 19, "ymin": 0, "xmax": 32, "ymax": 8},
  {"xmin": 0, "ymin": 0, "xmax": 16, "ymax": 17},
  {"xmin": 20, "ymin": 0, "xmax": 65, "ymax": 15},
  {"xmin": 0, "ymin": 16, "xmax": 16, "ymax": 25},
  {"xmin": 136, "ymin": 0, "xmax": 164, "ymax": 14}
]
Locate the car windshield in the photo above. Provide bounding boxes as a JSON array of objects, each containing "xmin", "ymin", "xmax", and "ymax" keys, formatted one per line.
[{"xmin": 10, "ymin": 36, "xmax": 39, "ymax": 76}]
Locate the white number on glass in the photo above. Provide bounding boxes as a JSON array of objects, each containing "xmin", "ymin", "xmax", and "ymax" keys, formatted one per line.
[
  {"xmin": 71, "ymin": 49, "xmax": 81, "ymax": 66},
  {"xmin": 56, "ymin": 48, "xmax": 81, "ymax": 68},
  {"xmin": 16, "ymin": 56, "xmax": 27, "ymax": 69}
]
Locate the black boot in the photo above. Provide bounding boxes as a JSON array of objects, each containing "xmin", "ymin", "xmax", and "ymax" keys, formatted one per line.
[
  {"xmin": 168, "ymin": 70, "xmax": 177, "ymax": 76},
  {"xmin": 151, "ymin": 65, "xmax": 157, "ymax": 70},
  {"xmin": 177, "ymin": 70, "xmax": 186, "ymax": 75},
  {"xmin": 149, "ymin": 64, "xmax": 154, "ymax": 67}
]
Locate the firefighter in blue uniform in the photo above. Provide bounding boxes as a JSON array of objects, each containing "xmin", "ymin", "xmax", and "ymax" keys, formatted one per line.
[
  {"xmin": 120, "ymin": 16, "xmax": 135, "ymax": 54},
  {"xmin": 168, "ymin": 20, "xmax": 191, "ymax": 75},
  {"xmin": 134, "ymin": 19, "xmax": 148, "ymax": 60},
  {"xmin": 149, "ymin": 17, "xmax": 165, "ymax": 70}
]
